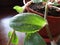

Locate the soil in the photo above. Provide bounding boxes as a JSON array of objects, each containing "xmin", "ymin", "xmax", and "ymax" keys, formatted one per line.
[{"xmin": 28, "ymin": 3, "xmax": 60, "ymax": 17}]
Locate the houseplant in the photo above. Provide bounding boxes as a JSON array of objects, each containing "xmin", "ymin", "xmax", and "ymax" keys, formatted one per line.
[
  {"xmin": 23, "ymin": 0, "xmax": 60, "ymax": 43},
  {"xmin": 7, "ymin": 0, "xmax": 60, "ymax": 45}
]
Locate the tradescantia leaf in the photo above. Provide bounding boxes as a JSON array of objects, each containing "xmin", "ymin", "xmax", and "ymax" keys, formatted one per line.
[
  {"xmin": 52, "ymin": 2, "xmax": 60, "ymax": 6},
  {"xmin": 24, "ymin": 33, "xmax": 47, "ymax": 45},
  {"xmin": 9, "ymin": 13, "xmax": 47, "ymax": 33},
  {"xmin": 42, "ymin": 0, "xmax": 47, "ymax": 2},
  {"xmin": 31, "ymin": 0, "xmax": 42, "ymax": 3},
  {"xmin": 8, "ymin": 31, "xmax": 18, "ymax": 45},
  {"xmin": 13, "ymin": 6, "xmax": 24, "ymax": 13}
]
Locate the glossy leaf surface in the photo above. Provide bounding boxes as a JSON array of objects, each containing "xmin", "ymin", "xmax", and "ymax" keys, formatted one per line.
[
  {"xmin": 24, "ymin": 33, "xmax": 47, "ymax": 45},
  {"xmin": 9, "ymin": 13, "xmax": 47, "ymax": 33}
]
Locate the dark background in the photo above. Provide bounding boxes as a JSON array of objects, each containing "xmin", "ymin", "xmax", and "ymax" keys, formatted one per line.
[
  {"xmin": 0, "ymin": 0, "xmax": 24, "ymax": 19},
  {"xmin": 0, "ymin": 0, "xmax": 24, "ymax": 6}
]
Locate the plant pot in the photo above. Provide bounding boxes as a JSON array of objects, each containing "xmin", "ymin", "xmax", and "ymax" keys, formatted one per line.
[{"xmin": 23, "ymin": 1, "xmax": 60, "ymax": 43}]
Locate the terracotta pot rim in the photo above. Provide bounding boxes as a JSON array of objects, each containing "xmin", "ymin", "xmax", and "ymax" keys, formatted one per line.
[{"xmin": 25, "ymin": 1, "xmax": 60, "ymax": 18}]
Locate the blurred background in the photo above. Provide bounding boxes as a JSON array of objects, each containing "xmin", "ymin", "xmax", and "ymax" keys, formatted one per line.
[
  {"xmin": 0, "ymin": 0, "xmax": 24, "ymax": 19},
  {"xmin": 0, "ymin": 0, "xmax": 25, "ymax": 45},
  {"xmin": 0, "ymin": 0, "xmax": 60, "ymax": 45}
]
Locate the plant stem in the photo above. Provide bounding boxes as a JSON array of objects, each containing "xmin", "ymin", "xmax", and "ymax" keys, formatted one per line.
[
  {"xmin": 44, "ymin": 2, "xmax": 53, "ymax": 41},
  {"xmin": 7, "ymin": 30, "xmax": 15, "ymax": 45}
]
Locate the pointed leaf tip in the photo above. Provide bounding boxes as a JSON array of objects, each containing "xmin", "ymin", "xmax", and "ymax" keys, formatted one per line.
[
  {"xmin": 13, "ymin": 6, "xmax": 24, "ymax": 13},
  {"xmin": 9, "ymin": 13, "xmax": 47, "ymax": 33}
]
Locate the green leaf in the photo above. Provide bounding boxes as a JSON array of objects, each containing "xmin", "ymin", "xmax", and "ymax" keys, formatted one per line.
[
  {"xmin": 11, "ymin": 33, "xmax": 18, "ymax": 45},
  {"xmin": 8, "ymin": 31, "xmax": 19, "ymax": 45},
  {"xmin": 8, "ymin": 31, "xmax": 13, "ymax": 38},
  {"xmin": 13, "ymin": 6, "xmax": 24, "ymax": 13},
  {"xmin": 53, "ymin": 2, "xmax": 60, "ymax": 6},
  {"xmin": 24, "ymin": 33, "xmax": 47, "ymax": 45},
  {"xmin": 31, "ymin": 0, "xmax": 48, "ymax": 3},
  {"xmin": 42, "ymin": 0, "xmax": 47, "ymax": 2},
  {"xmin": 9, "ymin": 13, "xmax": 47, "ymax": 33},
  {"xmin": 31, "ymin": 0, "xmax": 42, "ymax": 3}
]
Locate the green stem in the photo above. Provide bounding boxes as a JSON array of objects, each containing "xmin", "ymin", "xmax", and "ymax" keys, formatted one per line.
[
  {"xmin": 44, "ymin": 2, "xmax": 53, "ymax": 41},
  {"xmin": 7, "ymin": 30, "xmax": 15, "ymax": 45}
]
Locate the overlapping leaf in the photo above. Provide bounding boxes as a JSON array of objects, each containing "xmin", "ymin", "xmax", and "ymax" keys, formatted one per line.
[
  {"xmin": 24, "ymin": 33, "xmax": 47, "ymax": 45},
  {"xmin": 8, "ymin": 31, "xmax": 18, "ymax": 45}
]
